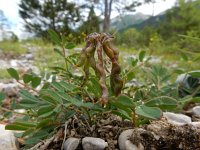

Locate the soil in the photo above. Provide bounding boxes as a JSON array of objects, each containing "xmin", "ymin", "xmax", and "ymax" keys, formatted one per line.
[
  {"xmin": 130, "ymin": 118, "xmax": 200, "ymax": 150},
  {"xmin": 48, "ymin": 114, "xmax": 133, "ymax": 150},
  {"xmin": 25, "ymin": 115, "xmax": 200, "ymax": 150},
  {"xmin": 25, "ymin": 114, "xmax": 133, "ymax": 150}
]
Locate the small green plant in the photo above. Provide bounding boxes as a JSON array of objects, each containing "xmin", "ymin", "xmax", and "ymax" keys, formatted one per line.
[{"xmin": 2, "ymin": 31, "xmax": 200, "ymax": 148}]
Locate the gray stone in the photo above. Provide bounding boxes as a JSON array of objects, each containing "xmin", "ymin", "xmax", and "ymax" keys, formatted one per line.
[
  {"xmin": 163, "ymin": 112, "xmax": 191, "ymax": 126},
  {"xmin": 74, "ymin": 48, "xmax": 82, "ymax": 51},
  {"xmin": 191, "ymin": 106, "xmax": 200, "ymax": 117},
  {"xmin": 118, "ymin": 129, "xmax": 133, "ymax": 150},
  {"xmin": 0, "ymin": 124, "xmax": 19, "ymax": 150},
  {"xmin": 125, "ymin": 140, "xmax": 144, "ymax": 150},
  {"xmin": 176, "ymin": 74, "xmax": 191, "ymax": 88},
  {"xmin": 126, "ymin": 79, "xmax": 142, "ymax": 87},
  {"xmin": 64, "ymin": 137, "xmax": 80, "ymax": 150},
  {"xmin": 0, "ymin": 83, "xmax": 18, "ymax": 97},
  {"xmin": 190, "ymin": 122, "xmax": 200, "ymax": 128},
  {"xmin": 82, "ymin": 137, "xmax": 108, "ymax": 150},
  {"xmin": 25, "ymin": 53, "xmax": 34, "ymax": 60}
]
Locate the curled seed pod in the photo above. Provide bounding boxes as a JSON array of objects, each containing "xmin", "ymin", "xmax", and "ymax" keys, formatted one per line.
[
  {"xmin": 103, "ymin": 44, "xmax": 115, "ymax": 60},
  {"xmin": 111, "ymin": 61, "xmax": 123, "ymax": 96},
  {"xmin": 103, "ymin": 44, "xmax": 123, "ymax": 96},
  {"xmin": 96, "ymin": 42, "xmax": 109, "ymax": 105},
  {"xmin": 81, "ymin": 43, "xmax": 95, "ymax": 86},
  {"xmin": 107, "ymin": 44, "xmax": 119, "ymax": 60},
  {"xmin": 112, "ymin": 65, "xmax": 123, "ymax": 96},
  {"xmin": 81, "ymin": 58, "xmax": 90, "ymax": 86},
  {"xmin": 89, "ymin": 51, "xmax": 99, "ymax": 77},
  {"xmin": 85, "ymin": 43, "xmax": 95, "ymax": 56}
]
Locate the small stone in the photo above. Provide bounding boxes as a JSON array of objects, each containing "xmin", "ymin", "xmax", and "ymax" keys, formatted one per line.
[
  {"xmin": 191, "ymin": 106, "xmax": 200, "ymax": 117},
  {"xmin": 118, "ymin": 129, "xmax": 133, "ymax": 150},
  {"xmin": 126, "ymin": 79, "xmax": 143, "ymax": 87},
  {"xmin": 70, "ymin": 129, "xmax": 76, "ymax": 136},
  {"xmin": 163, "ymin": 112, "xmax": 191, "ymax": 126},
  {"xmin": 0, "ymin": 124, "xmax": 19, "ymax": 150},
  {"xmin": 82, "ymin": 137, "xmax": 108, "ymax": 150},
  {"xmin": 125, "ymin": 140, "xmax": 144, "ymax": 150},
  {"xmin": 74, "ymin": 48, "xmax": 82, "ymax": 51},
  {"xmin": 0, "ymin": 83, "xmax": 18, "ymax": 97},
  {"xmin": 25, "ymin": 53, "xmax": 34, "ymax": 60},
  {"xmin": 190, "ymin": 122, "xmax": 200, "ymax": 128},
  {"xmin": 63, "ymin": 137, "xmax": 80, "ymax": 150}
]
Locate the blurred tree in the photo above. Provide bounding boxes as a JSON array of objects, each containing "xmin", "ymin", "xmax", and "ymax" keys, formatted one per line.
[
  {"xmin": 0, "ymin": 10, "xmax": 11, "ymax": 40},
  {"xmin": 78, "ymin": 6, "xmax": 100, "ymax": 34},
  {"xmin": 159, "ymin": 0, "xmax": 200, "ymax": 40},
  {"xmin": 19, "ymin": 0, "xmax": 81, "ymax": 37},
  {"xmin": 0, "ymin": 10, "xmax": 10, "ymax": 30},
  {"xmin": 158, "ymin": 0, "xmax": 200, "ymax": 51},
  {"xmin": 93, "ymin": 0, "xmax": 155, "ymax": 32},
  {"xmin": 120, "ymin": 28, "xmax": 141, "ymax": 47}
]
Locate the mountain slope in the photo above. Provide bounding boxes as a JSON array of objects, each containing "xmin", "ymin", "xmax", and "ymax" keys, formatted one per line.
[{"xmin": 110, "ymin": 13, "xmax": 150, "ymax": 30}]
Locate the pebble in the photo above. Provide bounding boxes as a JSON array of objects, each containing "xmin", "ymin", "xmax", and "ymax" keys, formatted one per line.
[
  {"xmin": 190, "ymin": 122, "xmax": 200, "ymax": 128},
  {"xmin": 118, "ymin": 129, "xmax": 133, "ymax": 150},
  {"xmin": 125, "ymin": 140, "xmax": 144, "ymax": 150},
  {"xmin": 163, "ymin": 112, "xmax": 192, "ymax": 126},
  {"xmin": 82, "ymin": 137, "xmax": 108, "ymax": 150},
  {"xmin": 0, "ymin": 83, "xmax": 18, "ymax": 97},
  {"xmin": 191, "ymin": 106, "xmax": 200, "ymax": 117},
  {"xmin": 0, "ymin": 124, "xmax": 19, "ymax": 150},
  {"xmin": 176, "ymin": 74, "xmax": 190, "ymax": 88},
  {"xmin": 63, "ymin": 137, "xmax": 80, "ymax": 150}
]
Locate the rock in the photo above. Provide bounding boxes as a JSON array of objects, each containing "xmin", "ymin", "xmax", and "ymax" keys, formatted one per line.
[
  {"xmin": 176, "ymin": 74, "xmax": 190, "ymax": 88},
  {"xmin": 190, "ymin": 122, "xmax": 200, "ymax": 128},
  {"xmin": 0, "ymin": 124, "xmax": 19, "ymax": 150},
  {"xmin": 126, "ymin": 79, "xmax": 143, "ymax": 87},
  {"xmin": 125, "ymin": 140, "xmax": 144, "ymax": 150},
  {"xmin": 176, "ymin": 73, "xmax": 200, "ymax": 97},
  {"xmin": 0, "ymin": 83, "xmax": 18, "ymax": 97},
  {"xmin": 129, "ymin": 120, "xmax": 200, "ymax": 149},
  {"xmin": 74, "ymin": 48, "xmax": 82, "ymax": 51},
  {"xmin": 26, "ymin": 53, "xmax": 34, "ymax": 60},
  {"xmin": 82, "ymin": 137, "xmax": 108, "ymax": 150},
  {"xmin": 118, "ymin": 129, "xmax": 133, "ymax": 150},
  {"xmin": 63, "ymin": 137, "xmax": 80, "ymax": 150},
  {"xmin": 0, "ymin": 60, "xmax": 10, "ymax": 68},
  {"xmin": 148, "ymin": 56, "xmax": 161, "ymax": 64},
  {"xmin": 163, "ymin": 112, "xmax": 191, "ymax": 126},
  {"xmin": 191, "ymin": 106, "xmax": 200, "ymax": 117}
]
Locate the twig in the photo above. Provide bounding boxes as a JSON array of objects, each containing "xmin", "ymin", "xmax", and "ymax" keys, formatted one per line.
[
  {"xmin": 29, "ymin": 128, "xmax": 64, "ymax": 150},
  {"xmin": 191, "ymin": 85, "xmax": 200, "ymax": 97},
  {"xmin": 17, "ymin": 80, "xmax": 38, "ymax": 93},
  {"xmin": 29, "ymin": 136, "xmax": 55, "ymax": 150},
  {"xmin": 61, "ymin": 119, "xmax": 72, "ymax": 150},
  {"xmin": 1, "ymin": 107, "xmax": 29, "ymax": 116}
]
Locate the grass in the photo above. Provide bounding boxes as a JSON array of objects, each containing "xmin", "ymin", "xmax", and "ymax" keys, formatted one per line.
[
  {"xmin": 0, "ymin": 69, "xmax": 11, "ymax": 79},
  {"xmin": 0, "ymin": 38, "xmax": 199, "ymax": 80},
  {"xmin": 0, "ymin": 40, "xmax": 27, "ymax": 55}
]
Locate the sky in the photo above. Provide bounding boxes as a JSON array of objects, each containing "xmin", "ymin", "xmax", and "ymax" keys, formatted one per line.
[{"xmin": 0, "ymin": 0, "xmax": 176, "ymax": 38}]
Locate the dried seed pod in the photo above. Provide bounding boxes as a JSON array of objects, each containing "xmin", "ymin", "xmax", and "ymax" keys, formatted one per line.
[
  {"xmin": 96, "ymin": 42, "xmax": 109, "ymax": 105},
  {"xmin": 77, "ymin": 32, "xmax": 123, "ymax": 104},
  {"xmin": 81, "ymin": 58, "xmax": 90, "ymax": 86},
  {"xmin": 110, "ymin": 60, "xmax": 122, "ymax": 94},
  {"xmin": 110, "ymin": 61, "xmax": 123, "ymax": 96},
  {"xmin": 103, "ymin": 43, "xmax": 123, "ymax": 96},
  {"xmin": 103, "ymin": 44, "xmax": 115, "ymax": 60},
  {"xmin": 89, "ymin": 51, "xmax": 99, "ymax": 77}
]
